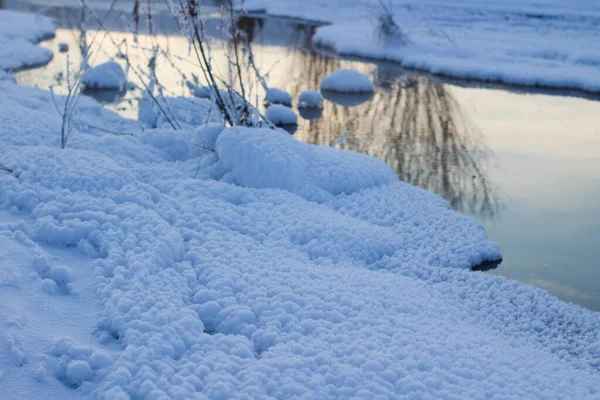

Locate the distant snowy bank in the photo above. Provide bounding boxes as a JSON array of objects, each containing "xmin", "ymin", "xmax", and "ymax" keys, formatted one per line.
[
  {"xmin": 241, "ymin": 0, "xmax": 600, "ymax": 93},
  {"xmin": 0, "ymin": 10, "xmax": 55, "ymax": 73}
]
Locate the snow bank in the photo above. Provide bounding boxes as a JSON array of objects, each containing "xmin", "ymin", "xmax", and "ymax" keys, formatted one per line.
[
  {"xmin": 297, "ymin": 89, "xmax": 324, "ymax": 108},
  {"xmin": 1, "ymin": 67, "xmax": 600, "ymax": 398},
  {"xmin": 266, "ymin": 87, "xmax": 293, "ymax": 106},
  {"xmin": 84, "ymin": 61, "xmax": 127, "ymax": 91},
  {"xmin": 320, "ymin": 69, "xmax": 375, "ymax": 93},
  {"xmin": 0, "ymin": 10, "xmax": 55, "ymax": 72},
  {"xmin": 242, "ymin": 0, "xmax": 600, "ymax": 93},
  {"xmin": 266, "ymin": 104, "xmax": 298, "ymax": 125}
]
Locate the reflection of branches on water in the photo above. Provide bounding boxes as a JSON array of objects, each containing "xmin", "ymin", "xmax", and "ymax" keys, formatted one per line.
[
  {"xmin": 290, "ymin": 54, "xmax": 502, "ymax": 219},
  {"xmin": 236, "ymin": 17, "xmax": 315, "ymax": 51}
]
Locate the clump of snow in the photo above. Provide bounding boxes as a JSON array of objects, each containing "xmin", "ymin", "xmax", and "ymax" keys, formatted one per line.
[
  {"xmin": 266, "ymin": 104, "xmax": 298, "ymax": 125},
  {"xmin": 84, "ymin": 61, "xmax": 127, "ymax": 91},
  {"xmin": 66, "ymin": 360, "xmax": 94, "ymax": 383},
  {"xmin": 266, "ymin": 87, "xmax": 293, "ymax": 106},
  {"xmin": 320, "ymin": 69, "xmax": 374, "ymax": 93},
  {"xmin": 297, "ymin": 89, "xmax": 324, "ymax": 108},
  {"xmin": 48, "ymin": 265, "xmax": 71, "ymax": 285},
  {"xmin": 41, "ymin": 278, "xmax": 60, "ymax": 295},
  {"xmin": 191, "ymin": 122, "xmax": 225, "ymax": 155},
  {"xmin": 88, "ymin": 351, "xmax": 111, "ymax": 370}
]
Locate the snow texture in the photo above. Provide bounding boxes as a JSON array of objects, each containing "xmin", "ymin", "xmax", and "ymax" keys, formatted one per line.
[
  {"xmin": 265, "ymin": 88, "xmax": 293, "ymax": 106},
  {"xmin": 1, "ymin": 10, "xmax": 600, "ymax": 399},
  {"xmin": 297, "ymin": 89, "xmax": 324, "ymax": 108},
  {"xmin": 320, "ymin": 69, "xmax": 375, "ymax": 93},
  {"xmin": 241, "ymin": 0, "xmax": 600, "ymax": 93},
  {"xmin": 266, "ymin": 104, "xmax": 298, "ymax": 125},
  {"xmin": 0, "ymin": 10, "xmax": 55, "ymax": 72},
  {"xmin": 84, "ymin": 61, "xmax": 127, "ymax": 91}
]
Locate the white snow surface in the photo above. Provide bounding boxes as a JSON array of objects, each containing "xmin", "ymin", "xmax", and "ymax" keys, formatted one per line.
[
  {"xmin": 1, "ymin": 78, "xmax": 600, "ymax": 399},
  {"xmin": 320, "ymin": 69, "xmax": 375, "ymax": 93},
  {"xmin": 0, "ymin": 10, "xmax": 55, "ymax": 72},
  {"xmin": 266, "ymin": 104, "xmax": 298, "ymax": 125},
  {"xmin": 240, "ymin": 0, "xmax": 600, "ymax": 93},
  {"xmin": 84, "ymin": 61, "xmax": 127, "ymax": 91},
  {"xmin": 297, "ymin": 90, "xmax": 324, "ymax": 108},
  {"xmin": 1, "ymin": 9, "xmax": 600, "ymax": 395}
]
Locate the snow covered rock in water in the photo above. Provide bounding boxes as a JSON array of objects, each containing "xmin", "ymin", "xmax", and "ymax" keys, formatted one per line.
[
  {"xmin": 85, "ymin": 61, "xmax": 127, "ymax": 90},
  {"xmin": 266, "ymin": 104, "xmax": 298, "ymax": 126},
  {"xmin": 320, "ymin": 68, "xmax": 374, "ymax": 92},
  {"xmin": 297, "ymin": 89, "xmax": 324, "ymax": 108},
  {"xmin": 321, "ymin": 89, "xmax": 373, "ymax": 107},
  {"xmin": 266, "ymin": 87, "xmax": 293, "ymax": 106},
  {"xmin": 298, "ymin": 106, "xmax": 323, "ymax": 120}
]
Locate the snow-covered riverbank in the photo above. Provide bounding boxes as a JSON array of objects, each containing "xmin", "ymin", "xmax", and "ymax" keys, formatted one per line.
[
  {"xmin": 1, "ymin": 8, "xmax": 599, "ymax": 400},
  {"xmin": 242, "ymin": 0, "xmax": 600, "ymax": 93}
]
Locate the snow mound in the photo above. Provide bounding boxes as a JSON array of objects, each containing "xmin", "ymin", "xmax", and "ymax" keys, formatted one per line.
[
  {"xmin": 266, "ymin": 104, "xmax": 298, "ymax": 125},
  {"xmin": 217, "ymin": 126, "xmax": 400, "ymax": 196},
  {"xmin": 266, "ymin": 88, "xmax": 293, "ymax": 105},
  {"xmin": 320, "ymin": 69, "xmax": 374, "ymax": 93},
  {"xmin": 191, "ymin": 122, "xmax": 225, "ymax": 154},
  {"xmin": 84, "ymin": 61, "xmax": 127, "ymax": 90},
  {"xmin": 297, "ymin": 89, "xmax": 324, "ymax": 108}
]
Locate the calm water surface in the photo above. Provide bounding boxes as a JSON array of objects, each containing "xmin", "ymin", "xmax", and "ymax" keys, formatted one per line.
[{"xmin": 7, "ymin": 2, "xmax": 600, "ymax": 311}]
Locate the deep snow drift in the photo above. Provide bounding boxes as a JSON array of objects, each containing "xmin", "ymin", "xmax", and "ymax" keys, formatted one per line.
[
  {"xmin": 241, "ymin": 0, "xmax": 600, "ymax": 93},
  {"xmin": 1, "ymin": 9, "xmax": 600, "ymax": 400}
]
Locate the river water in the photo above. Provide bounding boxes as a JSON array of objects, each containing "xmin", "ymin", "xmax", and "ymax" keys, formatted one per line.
[{"xmin": 6, "ymin": 1, "xmax": 600, "ymax": 311}]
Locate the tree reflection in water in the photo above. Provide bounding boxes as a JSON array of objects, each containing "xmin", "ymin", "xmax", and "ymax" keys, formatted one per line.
[{"xmin": 308, "ymin": 67, "xmax": 502, "ymax": 220}]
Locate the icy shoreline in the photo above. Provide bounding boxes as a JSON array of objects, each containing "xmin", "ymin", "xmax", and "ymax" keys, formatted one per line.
[
  {"xmin": 1, "ymin": 8, "xmax": 599, "ymax": 400},
  {"xmin": 241, "ymin": 0, "xmax": 600, "ymax": 94}
]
